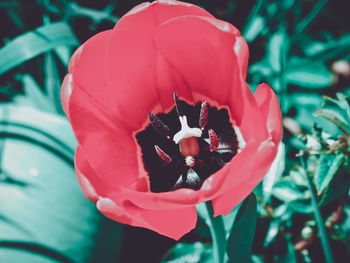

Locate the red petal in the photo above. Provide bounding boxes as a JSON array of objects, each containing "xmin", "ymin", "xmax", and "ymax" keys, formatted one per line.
[
  {"xmin": 76, "ymin": 168, "xmax": 99, "ymax": 203},
  {"xmin": 212, "ymin": 183, "xmax": 255, "ymax": 216},
  {"xmin": 119, "ymin": 187, "xmax": 201, "ymax": 210},
  {"xmin": 115, "ymin": 0, "xmax": 213, "ymax": 35},
  {"xmin": 211, "ymin": 84, "xmax": 282, "ymax": 215},
  {"xmin": 71, "ymin": 30, "xmax": 115, "ymax": 114},
  {"xmin": 65, "ymin": 2, "xmax": 282, "ymax": 229},
  {"xmin": 75, "ymin": 146, "xmax": 113, "ymax": 202},
  {"xmin": 61, "ymin": 74, "xmax": 73, "ymax": 121},
  {"xmin": 211, "ymin": 140, "xmax": 277, "ymax": 216},
  {"xmin": 154, "ymin": 15, "xmax": 245, "ymax": 124},
  {"xmin": 66, "ymin": 30, "xmax": 154, "ymax": 188},
  {"xmin": 68, "ymin": 44, "xmax": 83, "ymax": 74},
  {"xmin": 105, "ymin": 29, "xmax": 159, "ymax": 131},
  {"xmin": 97, "ymin": 197, "xmax": 197, "ymax": 240},
  {"xmin": 75, "ymin": 146, "xmax": 197, "ymax": 240},
  {"xmin": 69, "ymin": 77, "xmax": 141, "ymax": 188},
  {"xmin": 233, "ymin": 36, "xmax": 249, "ymax": 80},
  {"xmin": 254, "ymin": 83, "xmax": 283, "ymax": 143},
  {"xmin": 235, "ymin": 81, "xmax": 272, "ymax": 144}
]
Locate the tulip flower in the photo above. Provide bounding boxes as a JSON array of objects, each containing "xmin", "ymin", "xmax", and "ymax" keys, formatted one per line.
[{"xmin": 61, "ymin": 0, "xmax": 282, "ymax": 240}]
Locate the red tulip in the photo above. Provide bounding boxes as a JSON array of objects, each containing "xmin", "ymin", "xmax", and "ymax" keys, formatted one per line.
[{"xmin": 61, "ymin": 0, "xmax": 282, "ymax": 240}]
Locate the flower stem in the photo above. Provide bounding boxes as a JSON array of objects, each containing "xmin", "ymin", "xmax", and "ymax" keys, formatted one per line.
[
  {"xmin": 205, "ymin": 201, "xmax": 226, "ymax": 263},
  {"xmin": 299, "ymin": 155, "xmax": 335, "ymax": 263}
]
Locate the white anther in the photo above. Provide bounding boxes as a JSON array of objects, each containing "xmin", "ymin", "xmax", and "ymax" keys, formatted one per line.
[{"xmin": 173, "ymin": 115, "xmax": 202, "ymax": 144}]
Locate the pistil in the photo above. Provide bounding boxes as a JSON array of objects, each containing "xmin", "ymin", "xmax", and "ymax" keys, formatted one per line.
[{"xmin": 173, "ymin": 115, "xmax": 202, "ymax": 167}]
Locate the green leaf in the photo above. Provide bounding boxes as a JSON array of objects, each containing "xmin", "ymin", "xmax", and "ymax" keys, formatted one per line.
[
  {"xmin": 54, "ymin": 46, "xmax": 72, "ymax": 67},
  {"xmin": 314, "ymin": 109, "xmax": 350, "ymax": 134},
  {"xmin": 322, "ymin": 93, "xmax": 350, "ymax": 123},
  {"xmin": 0, "ymin": 245, "xmax": 63, "ymax": 263},
  {"xmin": 264, "ymin": 220, "xmax": 280, "ymax": 247},
  {"xmin": 44, "ymin": 52, "xmax": 64, "ymax": 115},
  {"xmin": 198, "ymin": 198, "xmax": 244, "ymax": 239},
  {"xmin": 20, "ymin": 74, "xmax": 56, "ymax": 114},
  {"xmin": 339, "ymin": 206, "xmax": 350, "ymax": 250},
  {"xmin": 314, "ymin": 153, "xmax": 345, "ymax": 194},
  {"xmin": 283, "ymin": 92, "xmax": 323, "ymax": 115},
  {"xmin": 319, "ymin": 169, "xmax": 350, "ymax": 206},
  {"xmin": 196, "ymin": 202, "xmax": 226, "ymax": 263},
  {"xmin": 251, "ymin": 254, "xmax": 265, "ymax": 263},
  {"xmin": 324, "ymin": 93, "xmax": 350, "ymax": 124},
  {"xmin": 227, "ymin": 194, "xmax": 257, "ymax": 263},
  {"xmin": 0, "ymin": 21, "xmax": 78, "ymax": 75},
  {"xmin": 294, "ymin": 0, "xmax": 328, "ymax": 35},
  {"xmin": 68, "ymin": 2, "xmax": 118, "ymax": 24},
  {"xmin": 336, "ymin": 93, "xmax": 350, "ymax": 122},
  {"xmin": 298, "ymin": 33, "xmax": 350, "ymax": 65},
  {"xmin": 0, "ymin": 104, "xmax": 122, "ymax": 263},
  {"xmin": 267, "ymin": 31, "xmax": 289, "ymax": 73},
  {"xmin": 302, "ymin": 38, "xmax": 328, "ymax": 56},
  {"xmin": 280, "ymin": 235, "xmax": 297, "ymax": 263},
  {"xmin": 309, "ymin": 33, "xmax": 350, "ymax": 62},
  {"xmin": 243, "ymin": 16, "xmax": 265, "ymax": 43},
  {"xmin": 284, "ymin": 62, "xmax": 333, "ymax": 88},
  {"xmin": 161, "ymin": 242, "xmax": 213, "ymax": 263},
  {"xmin": 272, "ymin": 177, "xmax": 307, "ymax": 203},
  {"xmin": 287, "ymin": 198, "xmax": 313, "ymax": 214},
  {"xmin": 291, "ymin": 93, "xmax": 324, "ymax": 109},
  {"xmin": 278, "ymin": 0, "xmax": 295, "ymax": 10},
  {"xmin": 223, "ymin": 203, "xmax": 242, "ymax": 236},
  {"xmin": 289, "ymin": 167, "xmax": 308, "ymax": 187},
  {"xmin": 271, "ymin": 175, "xmax": 312, "ymax": 215},
  {"xmin": 242, "ymin": 0, "xmax": 264, "ymax": 43},
  {"xmin": 315, "ymin": 153, "xmax": 332, "ymax": 192}
]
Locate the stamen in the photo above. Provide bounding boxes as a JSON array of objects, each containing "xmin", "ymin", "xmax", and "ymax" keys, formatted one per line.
[
  {"xmin": 209, "ymin": 129, "xmax": 219, "ymax": 151},
  {"xmin": 173, "ymin": 115, "xmax": 202, "ymax": 144},
  {"xmin": 185, "ymin": 156, "xmax": 195, "ymax": 167},
  {"xmin": 173, "ymin": 92, "xmax": 184, "ymax": 117},
  {"xmin": 173, "ymin": 175, "xmax": 184, "ymax": 190},
  {"xmin": 173, "ymin": 168, "xmax": 201, "ymax": 190},
  {"xmin": 148, "ymin": 112, "xmax": 171, "ymax": 139},
  {"xmin": 154, "ymin": 145, "xmax": 172, "ymax": 163},
  {"xmin": 199, "ymin": 101, "xmax": 208, "ymax": 130},
  {"xmin": 185, "ymin": 168, "xmax": 201, "ymax": 188}
]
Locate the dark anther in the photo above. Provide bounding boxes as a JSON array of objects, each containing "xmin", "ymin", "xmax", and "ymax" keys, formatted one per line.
[
  {"xmin": 209, "ymin": 129, "xmax": 219, "ymax": 151},
  {"xmin": 173, "ymin": 92, "xmax": 185, "ymax": 117},
  {"xmin": 154, "ymin": 145, "xmax": 172, "ymax": 164},
  {"xmin": 199, "ymin": 101, "xmax": 208, "ymax": 129},
  {"xmin": 148, "ymin": 112, "xmax": 171, "ymax": 139}
]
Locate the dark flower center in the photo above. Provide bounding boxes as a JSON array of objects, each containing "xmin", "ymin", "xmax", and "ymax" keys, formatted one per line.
[{"xmin": 136, "ymin": 93, "xmax": 238, "ymax": 193}]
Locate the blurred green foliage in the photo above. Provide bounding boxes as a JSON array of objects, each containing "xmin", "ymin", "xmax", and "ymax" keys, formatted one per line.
[{"xmin": 0, "ymin": 0, "xmax": 349, "ymax": 262}]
